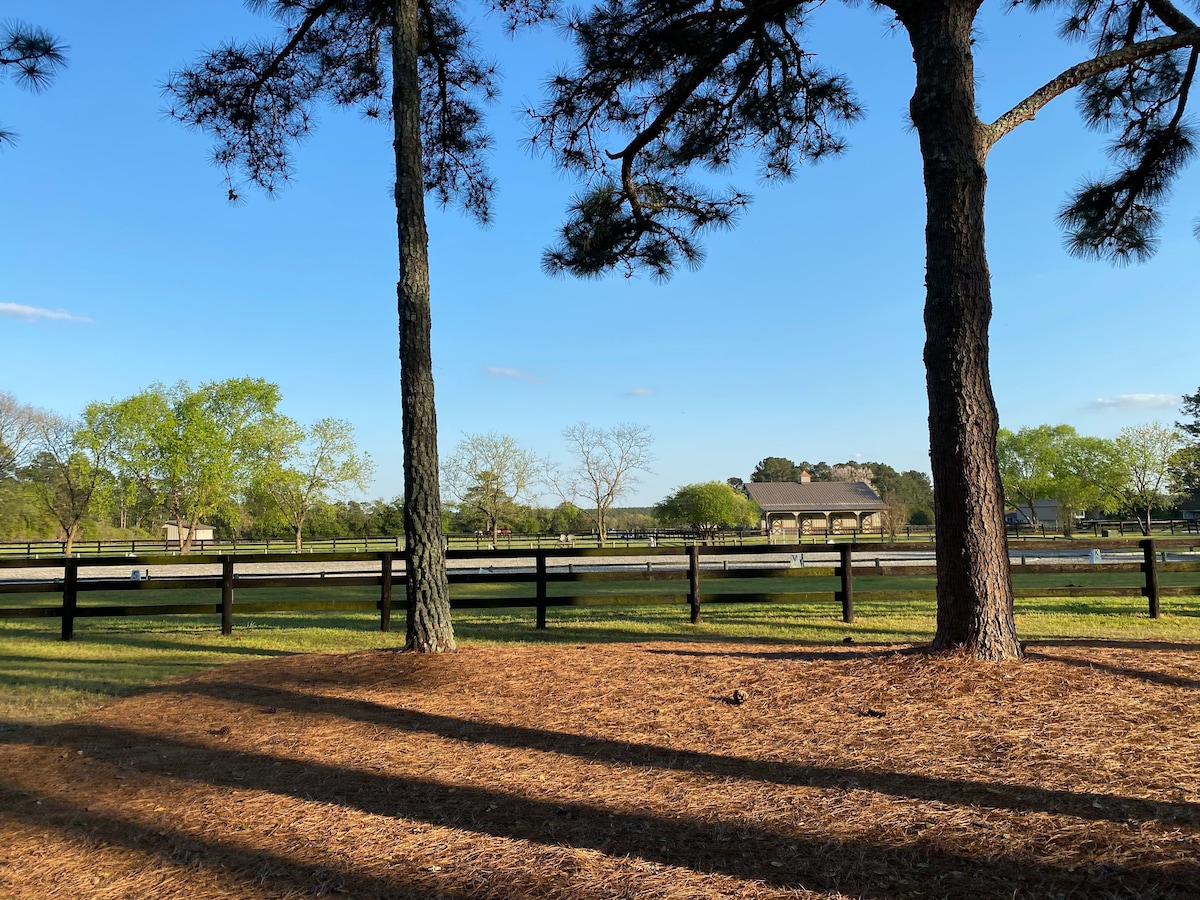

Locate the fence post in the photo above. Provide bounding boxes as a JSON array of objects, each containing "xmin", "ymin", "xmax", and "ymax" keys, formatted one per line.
[
  {"xmin": 536, "ymin": 552, "xmax": 547, "ymax": 629},
  {"xmin": 688, "ymin": 544, "xmax": 701, "ymax": 624},
  {"xmin": 839, "ymin": 543, "xmax": 854, "ymax": 624},
  {"xmin": 220, "ymin": 555, "xmax": 234, "ymax": 635},
  {"xmin": 380, "ymin": 552, "xmax": 393, "ymax": 632},
  {"xmin": 1141, "ymin": 538, "xmax": 1160, "ymax": 619},
  {"xmin": 61, "ymin": 559, "xmax": 78, "ymax": 641}
]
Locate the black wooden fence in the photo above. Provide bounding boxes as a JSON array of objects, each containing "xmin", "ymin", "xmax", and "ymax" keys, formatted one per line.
[{"xmin": 1, "ymin": 539, "xmax": 1197, "ymax": 641}]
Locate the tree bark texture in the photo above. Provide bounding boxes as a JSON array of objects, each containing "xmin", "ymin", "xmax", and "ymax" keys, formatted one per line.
[
  {"xmin": 393, "ymin": 0, "xmax": 455, "ymax": 653},
  {"xmin": 903, "ymin": 0, "xmax": 1022, "ymax": 660}
]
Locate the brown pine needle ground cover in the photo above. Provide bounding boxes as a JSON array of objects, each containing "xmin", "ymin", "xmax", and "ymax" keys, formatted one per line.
[{"xmin": 0, "ymin": 640, "xmax": 1197, "ymax": 899}]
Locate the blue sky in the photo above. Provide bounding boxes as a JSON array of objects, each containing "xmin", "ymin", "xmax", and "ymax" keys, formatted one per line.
[{"xmin": 3, "ymin": 1, "xmax": 1197, "ymax": 507}]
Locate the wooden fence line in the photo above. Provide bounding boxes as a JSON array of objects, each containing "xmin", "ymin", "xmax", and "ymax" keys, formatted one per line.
[
  {"xmin": 2, "ymin": 539, "xmax": 1198, "ymax": 641},
  {"xmin": 5, "ymin": 517, "xmax": 1200, "ymax": 558}
]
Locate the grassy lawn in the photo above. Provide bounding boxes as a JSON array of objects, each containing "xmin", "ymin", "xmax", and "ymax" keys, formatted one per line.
[{"xmin": 2, "ymin": 570, "xmax": 1198, "ymax": 729}]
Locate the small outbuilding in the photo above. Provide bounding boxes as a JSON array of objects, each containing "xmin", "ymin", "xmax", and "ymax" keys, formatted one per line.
[
  {"xmin": 162, "ymin": 520, "xmax": 215, "ymax": 543},
  {"xmin": 743, "ymin": 478, "xmax": 888, "ymax": 536}
]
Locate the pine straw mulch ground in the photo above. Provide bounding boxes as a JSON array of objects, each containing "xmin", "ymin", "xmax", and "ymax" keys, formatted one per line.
[{"xmin": 0, "ymin": 639, "xmax": 1197, "ymax": 900}]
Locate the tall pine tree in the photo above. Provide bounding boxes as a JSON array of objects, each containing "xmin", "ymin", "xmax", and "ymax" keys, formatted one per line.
[
  {"xmin": 166, "ymin": 0, "xmax": 553, "ymax": 651},
  {"xmin": 530, "ymin": 0, "xmax": 1200, "ymax": 660}
]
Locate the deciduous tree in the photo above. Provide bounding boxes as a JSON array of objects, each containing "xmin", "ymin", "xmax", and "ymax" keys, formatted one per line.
[
  {"xmin": 655, "ymin": 481, "xmax": 759, "ymax": 539},
  {"xmin": 996, "ymin": 425, "xmax": 1078, "ymax": 526},
  {"xmin": 530, "ymin": 0, "xmax": 1200, "ymax": 659},
  {"xmin": 1112, "ymin": 423, "xmax": 1183, "ymax": 535},
  {"xmin": 258, "ymin": 417, "xmax": 375, "ymax": 551},
  {"xmin": 443, "ymin": 432, "xmax": 541, "ymax": 545},
  {"xmin": 84, "ymin": 379, "xmax": 283, "ymax": 552},
  {"xmin": 23, "ymin": 414, "xmax": 107, "ymax": 556},
  {"xmin": 830, "ymin": 464, "xmax": 876, "ymax": 487},
  {"xmin": 0, "ymin": 391, "xmax": 50, "ymax": 480},
  {"xmin": 555, "ymin": 423, "xmax": 654, "ymax": 546}
]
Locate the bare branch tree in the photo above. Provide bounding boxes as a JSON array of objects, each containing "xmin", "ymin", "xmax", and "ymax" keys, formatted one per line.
[{"xmin": 558, "ymin": 423, "xmax": 654, "ymax": 546}]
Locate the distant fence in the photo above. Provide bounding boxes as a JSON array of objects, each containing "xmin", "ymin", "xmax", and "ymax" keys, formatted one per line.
[
  {"xmin": 3, "ymin": 519, "xmax": 1198, "ymax": 559},
  {"xmin": 0, "ymin": 528, "xmax": 922, "ymax": 558},
  {"xmin": 1011, "ymin": 519, "xmax": 1200, "ymax": 539},
  {"xmin": 2, "ymin": 538, "xmax": 1198, "ymax": 641}
]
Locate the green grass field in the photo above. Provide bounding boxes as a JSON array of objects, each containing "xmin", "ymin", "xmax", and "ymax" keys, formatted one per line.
[{"xmin": 2, "ymin": 568, "xmax": 1198, "ymax": 729}]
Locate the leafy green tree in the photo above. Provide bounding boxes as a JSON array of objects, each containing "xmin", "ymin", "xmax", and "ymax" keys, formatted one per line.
[
  {"xmin": 1169, "ymin": 445, "xmax": 1200, "ymax": 500},
  {"xmin": 23, "ymin": 414, "xmax": 108, "ymax": 555},
  {"xmin": 443, "ymin": 433, "xmax": 541, "ymax": 546},
  {"xmin": 554, "ymin": 423, "xmax": 654, "ymax": 546},
  {"xmin": 1, "ymin": 21, "xmax": 67, "ymax": 148},
  {"xmin": 1174, "ymin": 389, "xmax": 1200, "ymax": 498},
  {"xmin": 863, "ymin": 464, "xmax": 934, "ymax": 525},
  {"xmin": 750, "ymin": 457, "xmax": 799, "ymax": 483},
  {"xmin": 546, "ymin": 501, "xmax": 585, "ymax": 535},
  {"xmin": 370, "ymin": 495, "xmax": 407, "ymax": 537},
  {"xmin": 530, "ymin": 0, "xmax": 1200, "ymax": 659},
  {"xmin": 163, "ymin": 1, "xmax": 553, "ymax": 646},
  {"xmin": 996, "ymin": 425, "xmax": 1081, "ymax": 526},
  {"xmin": 258, "ymin": 418, "xmax": 375, "ymax": 551},
  {"xmin": 1178, "ymin": 388, "xmax": 1200, "ymax": 441},
  {"xmin": 1053, "ymin": 434, "xmax": 1124, "ymax": 531},
  {"xmin": 655, "ymin": 481, "xmax": 759, "ymax": 539},
  {"xmin": 84, "ymin": 379, "xmax": 283, "ymax": 552},
  {"xmin": 1111, "ymin": 423, "xmax": 1184, "ymax": 535}
]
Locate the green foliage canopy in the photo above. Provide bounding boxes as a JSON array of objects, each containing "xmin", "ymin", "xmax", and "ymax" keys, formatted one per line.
[
  {"xmin": 655, "ymin": 481, "xmax": 759, "ymax": 537},
  {"xmin": 750, "ymin": 457, "xmax": 799, "ymax": 483},
  {"xmin": 84, "ymin": 378, "xmax": 285, "ymax": 551}
]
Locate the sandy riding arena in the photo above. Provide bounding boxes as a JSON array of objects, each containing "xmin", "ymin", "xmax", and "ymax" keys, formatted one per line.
[{"xmin": 1, "ymin": 640, "xmax": 1197, "ymax": 899}]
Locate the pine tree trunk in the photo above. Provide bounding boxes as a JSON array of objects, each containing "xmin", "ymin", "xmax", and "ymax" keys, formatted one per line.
[
  {"xmin": 392, "ymin": 0, "xmax": 455, "ymax": 652},
  {"xmin": 904, "ymin": 0, "xmax": 1022, "ymax": 660}
]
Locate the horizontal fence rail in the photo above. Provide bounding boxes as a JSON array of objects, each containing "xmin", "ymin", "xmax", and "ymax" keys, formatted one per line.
[
  {"xmin": 1, "ymin": 538, "xmax": 1198, "ymax": 640},
  {"xmin": 5, "ymin": 518, "xmax": 1200, "ymax": 559}
]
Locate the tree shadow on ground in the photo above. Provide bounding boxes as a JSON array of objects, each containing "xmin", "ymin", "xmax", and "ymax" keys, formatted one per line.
[
  {"xmin": 640, "ymin": 644, "xmax": 927, "ymax": 662},
  {"xmin": 3, "ymin": 711, "xmax": 1194, "ymax": 900},
  {"xmin": 0, "ymin": 783, "xmax": 480, "ymax": 899},
  {"xmin": 151, "ymin": 678, "xmax": 1200, "ymax": 828},
  {"xmin": 1024, "ymin": 647, "xmax": 1200, "ymax": 689}
]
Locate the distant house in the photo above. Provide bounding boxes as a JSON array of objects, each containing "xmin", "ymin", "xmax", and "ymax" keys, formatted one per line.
[
  {"xmin": 162, "ymin": 520, "xmax": 215, "ymax": 543},
  {"xmin": 744, "ymin": 476, "xmax": 888, "ymax": 536},
  {"xmin": 1182, "ymin": 497, "xmax": 1200, "ymax": 521},
  {"xmin": 1004, "ymin": 500, "xmax": 1068, "ymax": 527}
]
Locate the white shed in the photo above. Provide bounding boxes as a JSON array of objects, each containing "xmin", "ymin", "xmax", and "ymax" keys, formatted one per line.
[{"xmin": 162, "ymin": 520, "xmax": 215, "ymax": 543}]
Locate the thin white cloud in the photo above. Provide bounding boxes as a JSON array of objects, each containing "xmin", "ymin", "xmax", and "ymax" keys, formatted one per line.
[
  {"xmin": 483, "ymin": 365, "xmax": 545, "ymax": 383},
  {"xmin": 0, "ymin": 302, "xmax": 92, "ymax": 323},
  {"xmin": 1087, "ymin": 393, "xmax": 1179, "ymax": 411},
  {"xmin": 627, "ymin": 387, "xmax": 655, "ymax": 397}
]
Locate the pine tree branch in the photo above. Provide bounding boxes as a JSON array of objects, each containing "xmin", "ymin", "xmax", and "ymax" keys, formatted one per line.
[
  {"xmin": 986, "ymin": 26, "xmax": 1200, "ymax": 146},
  {"xmin": 603, "ymin": 0, "xmax": 799, "ymax": 218},
  {"xmin": 1146, "ymin": 0, "xmax": 1196, "ymax": 34},
  {"xmin": 247, "ymin": 0, "xmax": 340, "ymax": 99}
]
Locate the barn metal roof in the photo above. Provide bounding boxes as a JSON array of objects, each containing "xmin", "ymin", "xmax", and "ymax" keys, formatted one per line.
[{"xmin": 744, "ymin": 481, "xmax": 888, "ymax": 512}]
